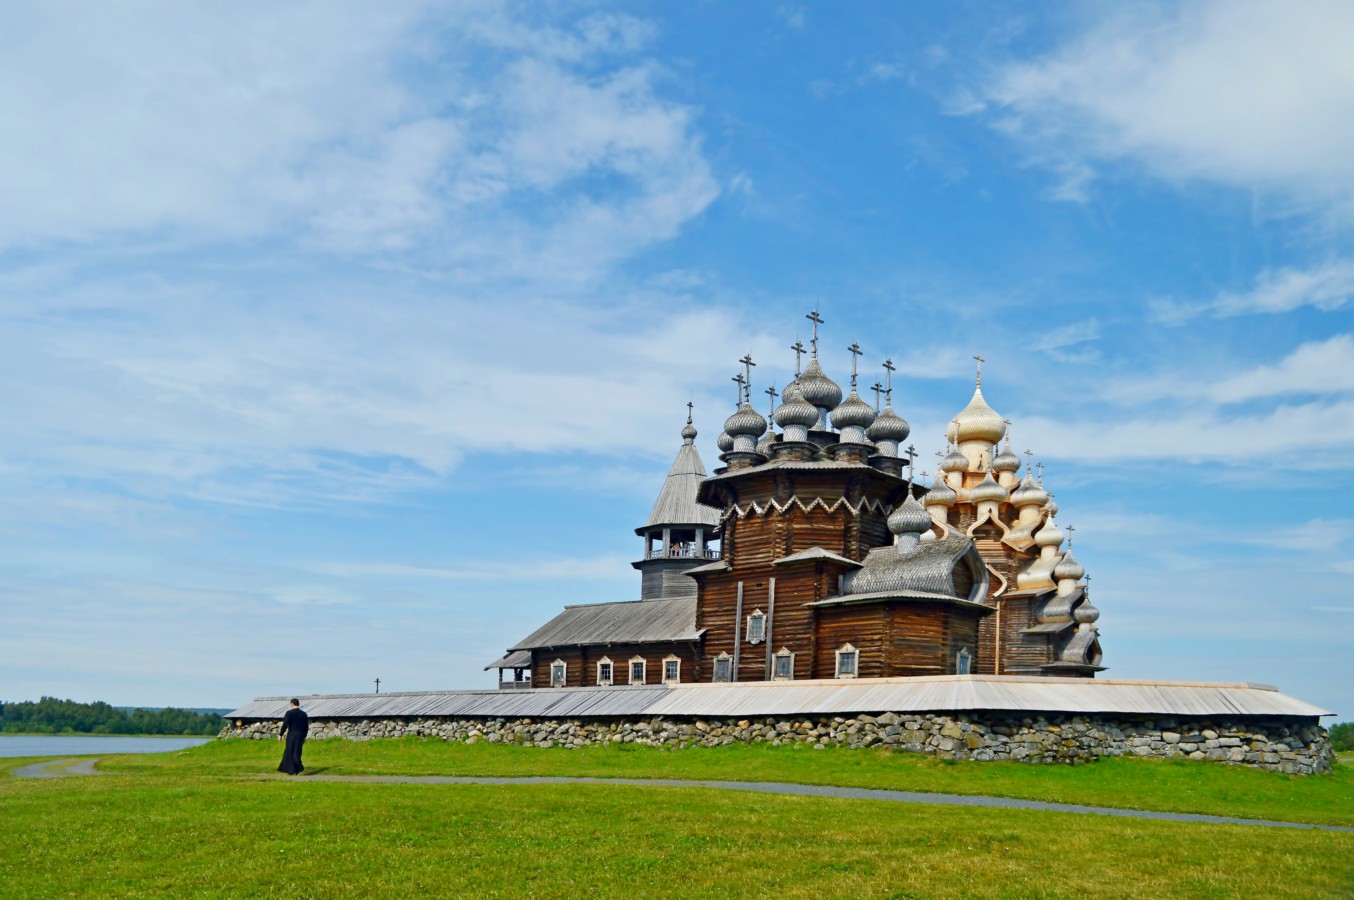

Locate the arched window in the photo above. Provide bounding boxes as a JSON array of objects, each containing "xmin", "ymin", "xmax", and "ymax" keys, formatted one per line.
[
  {"xmin": 550, "ymin": 659, "xmax": 567, "ymax": 688},
  {"xmin": 712, "ymin": 652, "xmax": 733, "ymax": 683},
  {"xmin": 835, "ymin": 644, "xmax": 858, "ymax": 679},
  {"xmin": 773, "ymin": 647, "xmax": 795, "ymax": 681},
  {"xmin": 628, "ymin": 656, "xmax": 646, "ymax": 685},
  {"xmin": 596, "ymin": 656, "xmax": 614, "ymax": 686},
  {"xmin": 662, "ymin": 654, "xmax": 681, "ymax": 684}
]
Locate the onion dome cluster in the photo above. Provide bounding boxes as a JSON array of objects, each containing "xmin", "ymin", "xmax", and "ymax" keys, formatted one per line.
[
  {"xmin": 723, "ymin": 402, "xmax": 767, "ymax": 454},
  {"xmin": 866, "ymin": 402, "xmax": 910, "ymax": 457},
  {"xmin": 773, "ymin": 380, "xmax": 818, "ymax": 443},
  {"xmin": 796, "ymin": 357, "xmax": 842, "ymax": 428}
]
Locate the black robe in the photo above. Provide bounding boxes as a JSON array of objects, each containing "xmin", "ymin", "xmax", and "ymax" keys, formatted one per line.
[{"xmin": 278, "ymin": 707, "xmax": 309, "ymax": 775}]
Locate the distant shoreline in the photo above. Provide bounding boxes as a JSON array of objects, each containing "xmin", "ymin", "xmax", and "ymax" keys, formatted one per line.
[{"xmin": 1, "ymin": 731, "xmax": 220, "ymax": 739}]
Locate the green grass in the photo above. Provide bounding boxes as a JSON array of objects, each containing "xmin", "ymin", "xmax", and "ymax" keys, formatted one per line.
[
  {"xmin": 2, "ymin": 768, "xmax": 1352, "ymax": 897},
  {"xmin": 103, "ymin": 737, "xmax": 1354, "ymax": 827}
]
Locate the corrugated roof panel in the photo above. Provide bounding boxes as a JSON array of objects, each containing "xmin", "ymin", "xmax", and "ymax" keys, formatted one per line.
[
  {"xmin": 226, "ymin": 676, "xmax": 1332, "ymax": 720},
  {"xmin": 508, "ymin": 596, "xmax": 701, "ymax": 651}
]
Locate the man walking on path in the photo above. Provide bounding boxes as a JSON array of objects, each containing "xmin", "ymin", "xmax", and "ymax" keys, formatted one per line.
[{"xmin": 277, "ymin": 698, "xmax": 308, "ymax": 775}]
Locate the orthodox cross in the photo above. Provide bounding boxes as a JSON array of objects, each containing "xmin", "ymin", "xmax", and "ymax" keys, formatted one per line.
[
  {"xmin": 806, "ymin": 309, "xmax": 824, "ymax": 357},
  {"xmin": 686, "ymin": 400, "xmax": 694, "ymax": 425},
  {"xmin": 1003, "ymin": 418, "xmax": 1013, "ymax": 448},
  {"xmin": 765, "ymin": 383, "xmax": 779, "ymax": 416},
  {"xmin": 374, "ymin": 678, "xmax": 381, "ymax": 694},
  {"xmin": 846, "ymin": 341, "xmax": 863, "ymax": 387},
  {"xmin": 973, "ymin": 353, "xmax": 985, "ymax": 386},
  {"xmin": 883, "ymin": 357, "xmax": 896, "ymax": 403},
  {"xmin": 1084, "ymin": 572, "xmax": 1092, "ymax": 591},
  {"xmin": 1066, "ymin": 524, "xmax": 1076, "ymax": 548},
  {"xmin": 739, "ymin": 353, "xmax": 756, "ymax": 403},
  {"xmin": 870, "ymin": 381, "xmax": 884, "ymax": 411},
  {"xmin": 1036, "ymin": 461, "xmax": 1045, "ymax": 485},
  {"xmin": 731, "ymin": 372, "xmax": 746, "ymax": 406},
  {"xmin": 904, "ymin": 445, "xmax": 919, "ymax": 488},
  {"xmin": 790, "ymin": 339, "xmax": 806, "ymax": 375},
  {"xmin": 1024, "ymin": 449, "xmax": 1034, "ymax": 475}
]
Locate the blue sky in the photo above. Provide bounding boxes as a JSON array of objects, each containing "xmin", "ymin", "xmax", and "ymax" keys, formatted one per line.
[{"xmin": 2, "ymin": 1, "xmax": 1351, "ymax": 715}]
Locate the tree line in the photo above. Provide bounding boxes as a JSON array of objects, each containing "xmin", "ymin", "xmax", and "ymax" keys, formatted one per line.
[
  {"xmin": 1331, "ymin": 722, "xmax": 1354, "ymax": 753},
  {"xmin": 0, "ymin": 697, "xmax": 224, "ymax": 736}
]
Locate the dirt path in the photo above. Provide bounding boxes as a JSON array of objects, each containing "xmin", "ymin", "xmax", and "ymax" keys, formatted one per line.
[{"xmin": 15, "ymin": 759, "xmax": 1354, "ymax": 833}]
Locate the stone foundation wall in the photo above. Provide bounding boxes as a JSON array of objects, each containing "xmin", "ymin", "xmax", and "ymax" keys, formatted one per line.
[{"xmin": 222, "ymin": 711, "xmax": 1334, "ymax": 775}]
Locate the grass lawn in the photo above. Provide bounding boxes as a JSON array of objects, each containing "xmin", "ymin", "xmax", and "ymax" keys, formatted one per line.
[
  {"xmin": 100, "ymin": 736, "xmax": 1354, "ymax": 827},
  {"xmin": 2, "ymin": 763, "xmax": 1351, "ymax": 898}
]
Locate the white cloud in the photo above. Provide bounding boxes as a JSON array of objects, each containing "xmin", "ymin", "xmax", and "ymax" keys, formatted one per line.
[
  {"xmin": 1156, "ymin": 261, "xmax": 1354, "ymax": 323},
  {"xmin": 982, "ymin": 1, "xmax": 1354, "ymax": 214}
]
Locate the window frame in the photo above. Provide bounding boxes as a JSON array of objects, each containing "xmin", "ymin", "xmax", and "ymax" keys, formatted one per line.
[
  {"xmin": 835, "ymin": 643, "xmax": 859, "ymax": 679},
  {"xmin": 662, "ymin": 654, "xmax": 681, "ymax": 684},
  {"xmin": 956, "ymin": 646, "xmax": 972, "ymax": 675},
  {"xmin": 628, "ymin": 656, "xmax": 646, "ymax": 685},
  {"xmin": 746, "ymin": 609, "xmax": 766, "ymax": 644},
  {"xmin": 772, "ymin": 647, "xmax": 795, "ymax": 681},
  {"xmin": 712, "ymin": 651, "xmax": 733, "ymax": 683},
  {"xmin": 596, "ymin": 656, "xmax": 614, "ymax": 687},
  {"xmin": 550, "ymin": 659, "xmax": 567, "ymax": 688}
]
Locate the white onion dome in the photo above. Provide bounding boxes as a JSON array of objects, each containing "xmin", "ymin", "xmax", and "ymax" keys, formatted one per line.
[
  {"xmin": 1010, "ymin": 475, "xmax": 1049, "ymax": 508},
  {"xmin": 923, "ymin": 474, "xmax": 957, "ymax": 507},
  {"xmin": 947, "ymin": 385, "xmax": 1006, "ymax": 444},
  {"xmin": 773, "ymin": 387, "xmax": 818, "ymax": 429},
  {"xmin": 681, "ymin": 421, "xmax": 698, "ymax": 443},
  {"xmin": 1035, "ymin": 515, "xmax": 1065, "ymax": 548},
  {"xmin": 831, "ymin": 389, "xmax": 876, "ymax": 429},
  {"xmin": 1054, "ymin": 552, "xmax": 1085, "ymax": 582},
  {"xmin": 1043, "ymin": 495, "xmax": 1059, "ymax": 517},
  {"xmin": 970, "ymin": 471, "xmax": 1009, "ymax": 504},
  {"xmin": 723, "ymin": 402, "xmax": 767, "ymax": 438},
  {"xmin": 716, "ymin": 431, "xmax": 734, "ymax": 453},
  {"xmin": 940, "ymin": 445, "xmax": 969, "ymax": 473},
  {"xmin": 1074, "ymin": 599, "xmax": 1100, "ymax": 624},
  {"xmin": 796, "ymin": 357, "xmax": 842, "ymax": 410},
  {"xmin": 866, "ymin": 403, "xmax": 910, "ymax": 442},
  {"xmin": 888, "ymin": 493, "xmax": 933, "ymax": 535},
  {"xmin": 992, "ymin": 444, "xmax": 1021, "ymax": 473}
]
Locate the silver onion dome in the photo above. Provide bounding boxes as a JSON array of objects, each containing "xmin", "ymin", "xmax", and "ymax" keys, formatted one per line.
[
  {"xmin": 1054, "ymin": 551, "xmax": 1085, "ymax": 582},
  {"xmin": 716, "ymin": 430, "xmax": 734, "ymax": 453},
  {"xmin": 1035, "ymin": 515, "xmax": 1064, "ymax": 548},
  {"xmin": 1010, "ymin": 475, "xmax": 1049, "ymax": 508},
  {"xmin": 831, "ymin": 389, "xmax": 876, "ymax": 430},
  {"xmin": 923, "ymin": 474, "xmax": 957, "ymax": 507},
  {"xmin": 948, "ymin": 385, "xmax": 1006, "ymax": 445},
  {"xmin": 888, "ymin": 493, "xmax": 933, "ymax": 535},
  {"xmin": 970, "ymin": 471, "xmax": 1009, "ymax": 504},
  {"xmin": 723, "ymin": 402, "xmax": 767, "ymax": 437},
  {"xmin": 866, "ymin": 403, "xmax": 910, "ymax": 443},
  {"xmin": 774, "ymin": 389, "xmax": 819, "ymax": 429},
  {"xmin": 1043, "ymin": 495, "xmax": 1059, "ymax": 517},
  {"xmin": 681, "ymin": 421, "xmax": 698, "ymax": 443},
  {"xmin": 992, "ymin": 444, "xmax": 1021, "ymax": 473},
  {"xmin": 1074, "ymin": 598, "xmax": 1100, "ymax": 624},
  {"xmin": 796, "ymin": 357, "xmax": 843, "ymax": 411},
  {"xmin": 755, "ymin": 431, "xmax": 775, "ymax": 457},
  {"xmin": 940, "ymin": 445, "xmax": 969, "ymax": 473}
]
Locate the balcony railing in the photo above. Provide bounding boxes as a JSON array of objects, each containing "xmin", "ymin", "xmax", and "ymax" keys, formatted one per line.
[
  {"xmin": 646, "ymin": 547, "xmax": 721, "ymax": 560},
  {"xmin": 496, "ymin": 680, "xmax": 532, "ymax": 690}
]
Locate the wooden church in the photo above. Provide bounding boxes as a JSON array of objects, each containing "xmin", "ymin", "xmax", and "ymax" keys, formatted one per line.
[{"xmin": 488, "ymin": 315, "xmax": 1102, "ymax": 689}]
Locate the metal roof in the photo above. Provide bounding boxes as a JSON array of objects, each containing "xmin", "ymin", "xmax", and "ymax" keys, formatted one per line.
[
  {"xmin": 507, "ymin": 597, "xmax": 701, "ymax": 651},
  {"xmin": 844, "ymin": 537, "xmax": 976, "ymax": 598},
  {"xmin": 226, "ymin": 675, "xmax": 1333, "ymax": 720},
  {"xmin": 640, "ymin": 442, "xmax": 720, "ymax": 531},
  {"xmin": 484, "ymin": 650, "xmax": 533, "ymax": 670}
]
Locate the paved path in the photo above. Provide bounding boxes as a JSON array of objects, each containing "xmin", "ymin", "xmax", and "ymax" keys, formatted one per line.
[{"xmin": 14, "ymin": 759, "xmax": 1354, "ymax": 834}]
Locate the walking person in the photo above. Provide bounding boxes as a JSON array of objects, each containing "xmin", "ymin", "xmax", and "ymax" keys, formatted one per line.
[{"xmin": 277, "ymin": 698, "xmax": 309, "ymax": 775}]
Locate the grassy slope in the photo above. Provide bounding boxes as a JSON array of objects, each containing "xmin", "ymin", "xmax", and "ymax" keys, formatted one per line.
[
  {"xmin": 2, "ymin": 772, "xmax": 1352, "ymax": 898},
  {"xmin": 101, "ymin": 737, "xmax": 1354, "ymax": 827}
]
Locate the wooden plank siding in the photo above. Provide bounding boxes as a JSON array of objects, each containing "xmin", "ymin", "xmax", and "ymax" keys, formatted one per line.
[{"xmin": 529, "ymin": 643, "xmax": 701, "ymax": 687}]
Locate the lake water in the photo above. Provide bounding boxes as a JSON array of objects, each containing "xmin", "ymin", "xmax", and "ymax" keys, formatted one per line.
[{"xmin": 0, "ymin": 734, "xmax": 213, "ymax": 758}]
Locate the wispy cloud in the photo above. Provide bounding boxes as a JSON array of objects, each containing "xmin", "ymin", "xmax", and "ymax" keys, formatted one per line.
[{"xmin": 1154, "ymin": 261, "xmax": 1354, "ymax": 323}]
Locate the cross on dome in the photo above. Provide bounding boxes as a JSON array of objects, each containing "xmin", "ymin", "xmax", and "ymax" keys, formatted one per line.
[
  {"xmin": 764, "ymin": 383, "xmax": 779, "ymax": 415},
  {"xmin": 790, "ymin": 339, "xmax": 806, "ymax": 375},
  {"xmin": 870, "ymin": 381, "xmax": 884, "ymax": 411},
  {"xmin": 883, "ymin": 357, "xmax": 896, "ymax": 402},
  {"xmin": 846, "ymin": 341, "xmax": 863, "ymax": 387},
  {"xmin": 973, "ymin": 353, "xmax": 985, "ymax": 387},
  {"xmin": 806, "ymin": 309, "xmax": 824, "ymax": 357},
  {"xmin": 739, "ymin": 354, "xmax": 756, "ymax": 403}
]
